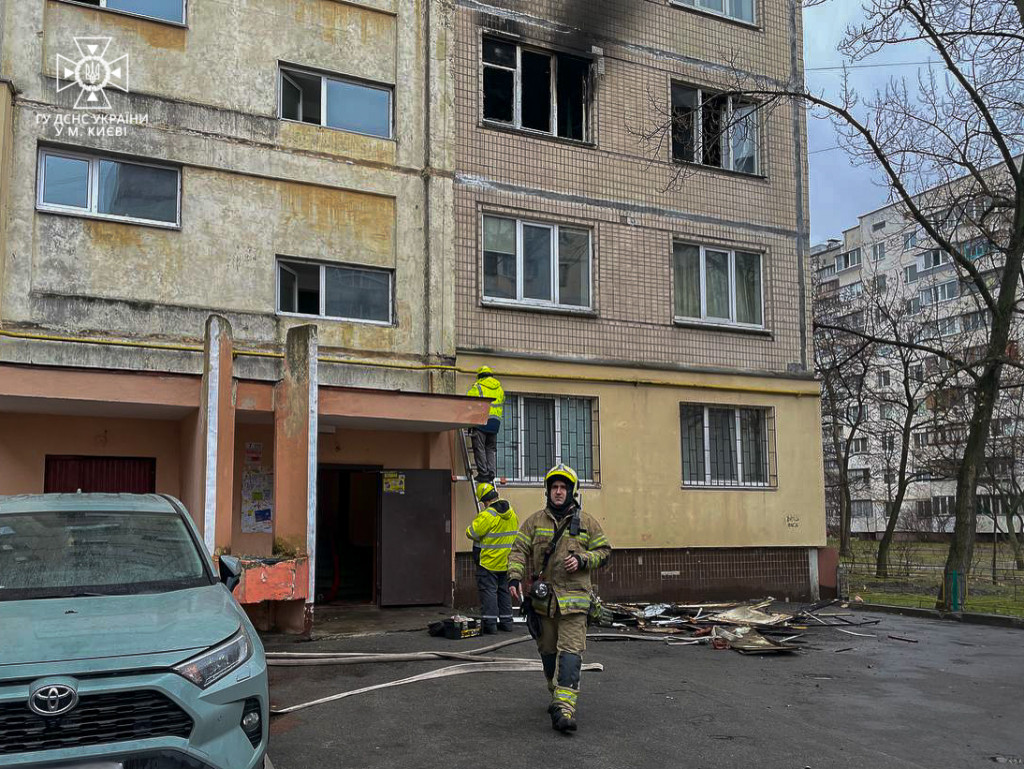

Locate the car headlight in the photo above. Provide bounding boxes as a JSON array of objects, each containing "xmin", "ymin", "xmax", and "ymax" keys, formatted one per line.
[{"xmin": 173, "ymin": 629, "xmax": 252, "ymax": 689}]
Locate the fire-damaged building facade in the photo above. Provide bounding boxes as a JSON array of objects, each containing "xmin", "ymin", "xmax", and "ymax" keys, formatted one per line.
[{"xmin": 450, "ymin": 0, "xmax": 828, "ymax": 604}]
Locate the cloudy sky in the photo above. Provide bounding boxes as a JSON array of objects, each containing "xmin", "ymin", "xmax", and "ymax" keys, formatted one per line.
[{"xmin": 802, "ymin": 3, "xmax": 934, "ymax": 244}]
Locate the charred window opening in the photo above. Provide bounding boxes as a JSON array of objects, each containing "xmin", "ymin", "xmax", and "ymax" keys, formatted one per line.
[
  {"xmin": 672, "ymin": 84, "xmax": 760, "ymax": 175},
  {"xmin": 482, "ymin": 36, "xmax": 591, "ymax": 142}
]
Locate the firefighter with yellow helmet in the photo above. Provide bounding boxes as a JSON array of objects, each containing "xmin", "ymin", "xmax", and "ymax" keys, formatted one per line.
[
  {"xmin": 508, "ymin": 463, "xmax": 611, "ymax": 733},
  {"xmin": 465, "ymin": 481, "xmax": 519, "ymax": 633}
]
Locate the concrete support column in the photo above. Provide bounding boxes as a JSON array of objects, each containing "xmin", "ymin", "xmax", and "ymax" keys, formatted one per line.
[
  {"xmin": 198, "ymin": 315, "xmax": 235, "ymax": 556},
  {"xmin": 273, "ymin": 324, "xmax": 318, "ymax": 631}
]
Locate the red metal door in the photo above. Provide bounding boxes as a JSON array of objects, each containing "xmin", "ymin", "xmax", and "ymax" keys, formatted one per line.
[
  {"xmin": 378, "ymin": 470, "xmax": 451, "ymax": 606},
  {"xmin": 44, "ymin": 456, "xmax": 157, "ymax": 494}
]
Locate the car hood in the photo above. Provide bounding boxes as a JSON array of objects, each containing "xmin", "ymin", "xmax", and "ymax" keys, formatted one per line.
[{"xmin": 0, "ymin": 585, "xmax": 241, "ymax": 668}]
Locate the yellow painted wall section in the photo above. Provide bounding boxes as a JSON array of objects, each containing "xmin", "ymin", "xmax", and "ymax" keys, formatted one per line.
[
  {"xmin": 40, "ymin": 0, "xmax": 397, "ymax": 115},
  {"xmin": 454, "ymin": 357, "xmax": 827, "ymax": 552},
  {"xmin": 0, "ymin": 413, "xmax": 181, "ymax": 495}
]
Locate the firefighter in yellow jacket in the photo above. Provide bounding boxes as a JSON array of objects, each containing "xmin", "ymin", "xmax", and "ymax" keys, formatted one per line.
[
  {"xmin": 466, "ymin": 366, "xmax": 504, "ymax": 483},
  {"xmin": 466, "ymin": 482, "xmax": 519, "ymax": 633},
  {"xmin": 508, "ymin": 464, "xmax": 610, "ymax": 733}
]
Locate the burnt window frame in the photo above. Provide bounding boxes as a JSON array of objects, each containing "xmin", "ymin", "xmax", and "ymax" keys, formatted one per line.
[
  {"xmin": 480, "ymin": 35, "xmax": 592, "ymax": 143},
  {"xmin": 679, "ymin": 403, "xmax": 777, "ymax": 489},
  {"xmin": 671, "ymin": 82, "xmax": 761, "ymax": 175}
]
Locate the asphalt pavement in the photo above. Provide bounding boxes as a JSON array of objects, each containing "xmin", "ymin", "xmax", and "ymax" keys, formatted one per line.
[{"xmin": 264, "ymin": 610, "xmax": 1024, "ymax": 769}]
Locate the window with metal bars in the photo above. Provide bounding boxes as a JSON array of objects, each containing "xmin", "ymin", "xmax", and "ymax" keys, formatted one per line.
[
  {"xmin": 680, "ymin": 404, "xmax": 776, "ymax": 488},
  {"xmin": 495, "ymin": 394, "xmax": 599, "ymax": 484}
]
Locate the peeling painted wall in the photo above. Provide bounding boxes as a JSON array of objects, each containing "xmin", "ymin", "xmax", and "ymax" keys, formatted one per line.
[
  {"xmin": 0, "ymin": 80, "xmax": 12, "ymax": 324},
  {"xmin": 1, "ymin": 0, "xmax": 456, "ymax": 394}
]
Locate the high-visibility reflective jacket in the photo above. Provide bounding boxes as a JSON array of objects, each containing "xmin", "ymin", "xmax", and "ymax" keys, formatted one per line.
[
  {"xmin": 466, "ymin": 499, "xmax": 519, "ymax": 572},
  {"xmin": 467, "ymin": 375, "xmax": 504, "ymax": 434},
  {"xmin": 508, "ymin": 506, "xmax": 611, "ymax": 616}
]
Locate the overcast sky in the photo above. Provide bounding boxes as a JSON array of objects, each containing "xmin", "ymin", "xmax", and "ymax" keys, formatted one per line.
[{"xmin": 803, "ymin": 4, "xmax": 934, "ymax": 244}]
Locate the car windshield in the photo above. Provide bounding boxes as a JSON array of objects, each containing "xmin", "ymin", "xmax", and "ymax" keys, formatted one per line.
[{"xmin": 0, "ymin": 510, "xmax": 211, "ymax": 600}]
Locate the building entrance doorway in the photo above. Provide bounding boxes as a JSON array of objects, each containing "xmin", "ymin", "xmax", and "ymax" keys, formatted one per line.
[{"xmin": 316, "ymin": 466, "xmax": 380, "ymax": 604}]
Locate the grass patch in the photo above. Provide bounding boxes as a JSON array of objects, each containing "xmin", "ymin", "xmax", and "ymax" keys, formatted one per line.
[{"xmin": 846, "ymin": 570, "xmax": 1024, "ymax": 617}]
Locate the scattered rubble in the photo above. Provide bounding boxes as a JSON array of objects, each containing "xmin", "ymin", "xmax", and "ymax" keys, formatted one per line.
[{"xmin": 587, "ymin": 598, "xmax": 884, "ymax": 655}]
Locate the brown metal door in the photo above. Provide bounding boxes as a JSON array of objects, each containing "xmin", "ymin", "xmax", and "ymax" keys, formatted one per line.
[
  {"xmin": 44, "ymin": 456, "xmax": 157, "ymax": 494},
  {"xmin": 378, "ymin": 470, "xmax": 451, "ymax": 606}
]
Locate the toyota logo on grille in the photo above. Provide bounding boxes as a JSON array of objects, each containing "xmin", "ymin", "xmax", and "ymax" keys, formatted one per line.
[{"xmin": 28, "ymin": 683, "xmax": 78, "ymax": 717}]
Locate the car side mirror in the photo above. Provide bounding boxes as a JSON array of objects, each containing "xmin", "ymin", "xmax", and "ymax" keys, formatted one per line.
[{"xmin": 219, "ymin": 555, "xmax": 241, "ymax": 592}]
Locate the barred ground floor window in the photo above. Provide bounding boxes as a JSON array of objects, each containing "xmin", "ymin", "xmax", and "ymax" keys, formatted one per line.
[
  {"xmin": 495, "ymin": 394, "xmax": 599, "ymax": 484},
  {"xmin": 680, "ymin": 403, "xmax": 777, "ymax": 488}
]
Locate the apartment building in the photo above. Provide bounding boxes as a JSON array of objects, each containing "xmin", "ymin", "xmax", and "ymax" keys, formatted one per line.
[
  {"xmin": 451, "ymin": 0, "xmax": 827, "ymax": 604},
  {"xmin": 0, "ymin": 0, "xmax": 486, "ymax": 632},
  {"xmin": 813, "ymin": 179, "xmax": 1022, "ymax": 539}
]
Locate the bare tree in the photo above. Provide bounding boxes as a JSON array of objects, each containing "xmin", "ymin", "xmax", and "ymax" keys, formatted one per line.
[
  {"xmin": 814, "ymin": 265, "xmax": 876, "ymax": 555},
  {"xmin": 641, "ymin": 0, "xmax": 1024, "ymax": 610}
]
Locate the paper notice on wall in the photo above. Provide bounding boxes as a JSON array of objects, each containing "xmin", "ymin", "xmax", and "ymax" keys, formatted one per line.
[
  {"xmin": 383, "ymin": 471, "xmax": 405, "ymax": 495},
  {"xmin": 241, "ymin": 467, "xmax": 274, "ymax": 533},
  {"xmin": 245, "ymin": 442, "xmax": 263, "ymax": 465}
]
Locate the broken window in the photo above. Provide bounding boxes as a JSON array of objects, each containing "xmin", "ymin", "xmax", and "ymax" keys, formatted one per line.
[
  {"xmin": 672, "ymin": 84, "xmax": 760, "ymax": 174},
  {"xmin": 482, "ymin": 37, "xmax": 591, "ymax": 141},
  {"xmin": 482, "ymin": 214, "xmax": 591, "ymax": 308},
  {"xmin": 38, "ymin": 148, "xmax": 180, "ymax": 226},
  {"xmin": 280, "ymin": 66, "xmax": 392, "ymax": 139},
  {"xmin": 74, "ymin": 0, "xmax": 186, "ymax": 23},
  {"xmin": 277, "ymin": 258, "xmax": 392, "ymax": 324}
]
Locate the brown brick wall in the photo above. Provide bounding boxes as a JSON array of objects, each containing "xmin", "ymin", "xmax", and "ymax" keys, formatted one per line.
[
  {"xmin": 454, "ymin": 0, "xmax": 812, "ymax": 374},
  {"xmin": 454, "ymin": 546, "xmax": 812, "ymax": 608}
]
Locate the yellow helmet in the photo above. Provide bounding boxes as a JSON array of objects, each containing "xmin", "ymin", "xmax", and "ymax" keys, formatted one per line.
[
  {"xmin": 476, "ymin": 365, "xmax": 494, "ymax": 377},
  {"xmin": 544, "ymin": 463, "xmax": 578, "ymax": 497},
  {"xmin": 475, "ymin": 482, "xmax": 498, "ymax": 503}
]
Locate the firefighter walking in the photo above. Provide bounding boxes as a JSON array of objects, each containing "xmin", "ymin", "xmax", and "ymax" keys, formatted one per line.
[
  {"xmin": 466, "ymin": 482, "xmax": 519, "ymax": 633},
  {"xmin": 508, "ymin": 464, "xmax": 610, "ymax": 733}
]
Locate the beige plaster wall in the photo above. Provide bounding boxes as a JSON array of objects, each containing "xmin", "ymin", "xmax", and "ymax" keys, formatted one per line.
[{"xmin": 454, "ymin": 355, "xmax": 827, "ymax": 552}]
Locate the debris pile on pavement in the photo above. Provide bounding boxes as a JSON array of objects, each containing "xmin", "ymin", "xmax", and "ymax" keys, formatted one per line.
[{"xmin": 587, "ymin": 598, "xmax": 883, "ymax": 655}]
